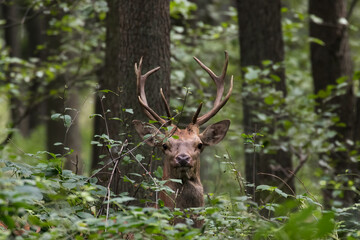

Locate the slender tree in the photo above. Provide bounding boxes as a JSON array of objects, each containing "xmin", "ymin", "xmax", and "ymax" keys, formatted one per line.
[
  {"xmin": 2, "ymin": 0, "xmax": 29, "ymax": 136},
  {"xmin": 92, "ymin": 0, "xmax": 171, "ymax": 200},
  {"xmin": 309, "ymin": 0, "xmax": 359, "ymax": 207},
  {"xmin": 236, "ymin": 0, "xmax": 294, "ymax": 202},
  {"xmin": 45, "ymin": 11, "xmax": 83, "ymax": 174},
  {"xmin": 25, "ymin": 10, "xmax": 47, "ymax": 132}
]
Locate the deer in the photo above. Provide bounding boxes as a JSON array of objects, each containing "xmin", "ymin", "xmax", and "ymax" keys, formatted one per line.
[{"xmin": 132, "ymin": 52, "xmax": 233, "ymax": 225}]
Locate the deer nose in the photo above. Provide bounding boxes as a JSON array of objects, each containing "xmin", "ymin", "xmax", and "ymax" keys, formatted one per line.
[{"xmin": 176, "ymin": 154, "xmax": 190, "ymax": 167}]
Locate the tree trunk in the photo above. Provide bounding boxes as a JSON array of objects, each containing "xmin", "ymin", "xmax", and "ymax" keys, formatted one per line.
[
  {"xmin": 92, "ymin": 0, "xmax": 171, "ymax": 202},
  {"xmin": 309, "ymin": 0, "xmax": 358, "ymax": 207},
  {"xmin": 2, "ymin": 0, "xmax": 29, "ymax": 136},
  {"xmin": 25, "ymin": 10, "xmax": 47, "ymax": 132},
  {"xmin": 45, "ymin": 13, "xmax": 83, "ymax": 174},
  {"xmin": 236, "ymin": 0, "xmax": 294, "ymax": 203},
  {"xmin": 46, "ymin": 75, "xmax": 66, "ymax": 158}
]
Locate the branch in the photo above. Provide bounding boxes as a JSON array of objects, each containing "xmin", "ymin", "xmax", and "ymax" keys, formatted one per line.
[
  {"xmin": 347, "ymin": 0, "xmax": 359, "ymax": 20},
  {"xmin": 105, "ymin": 140, "xmax": 127, "ymax": 222},
  {"xmin": 262, "ymin": 146, "xmax": 309, "ymax": 204}
]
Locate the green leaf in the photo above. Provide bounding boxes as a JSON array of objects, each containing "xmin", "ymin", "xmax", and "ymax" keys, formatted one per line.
[
  {"xmin": 63, "ymin": 182, "xmax": 77, "ymax": 189},
  {"xmin": 109, "ymin": 196, "xmax": 135, "ymax": 204},
  {"xmin": 310, "ymin": 14, "xmax": 323, "ymax": 24},
  {"xmin": 123, "ymin": 108, "xmax": 134, "ymax": 114},
  {"xmin": 154, "ymin": 166, "xmax": 163, "ymax": 178},
  {"xmin": 256, "ymin": 185, "xmax": 273, "ymax": 191},
  {"xmin": 14, "ymin": 185, "xmax": 43, "ymax": 201},
  {"xmin": 51, "ymin": 113, "xmax": 62, "ymax": 120},
  {"xmin": 77, "ymin": 212, "xmax": 94, "ymax": 219},
  {"xmin": 274, "ymin": 188, "xmax": 289, "ymax": 198},
  {"xmin": 143, "ymin": 134, "xmax": 152, "ymax": 140},
  {"xmin": 315, "ymin": 211, "xmax": 335, "ymax": 238},
  {"xmin": 336, "ymin": 76, "xmax": 347, "ymax": 84},
  {"xmin": 63, "ymin": 114, "xmax": 72, "ymax": 128},
  {"xmin": 169, "ymin": 178, "xmax": 182, "ymax": 184},
  {"xmin": 264, "ymin": 96, "xmax": 274, "ymax": 105},
  {"xmin": 308, "ymin": 37, "xmax": 325, "ymax": 46},
  {"xmin": 244, "ymin": 68, "xmax": 259, "ymax": 80},
  {"xmin": 262, "ymin": 60, "xmax": 273, "ymax": 66},
  {"xmin": 89, "ymin": 114, "xmax": 103, "ymax": 119},
  {"xmin": 123, "ymin": 175, "xmax": 135, "ymax": 184},
  {"xmin": 135, "ymin": 154, "xmax": 144, "ymax": 162},
  {"xmin": 257, "ymin": 113, "xmax": 267, "ymax": 121},
  {"xmin": 353, "ymin": 70, "xmax": 360, "ymax": 80},
  {"xmin": 270, "ymin": 74, "xmax": 280, "ymax": 82}
]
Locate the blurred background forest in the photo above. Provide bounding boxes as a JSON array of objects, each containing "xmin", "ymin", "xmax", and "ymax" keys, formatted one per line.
[{"xmin": 0, "ymin": 0, "xmax": 360, "ymax": 239}]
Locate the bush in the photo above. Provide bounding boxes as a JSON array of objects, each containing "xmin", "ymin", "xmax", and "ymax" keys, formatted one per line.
[{"xmin": 1, "ymin": 153, "xmax": 358, "ymax": 239}]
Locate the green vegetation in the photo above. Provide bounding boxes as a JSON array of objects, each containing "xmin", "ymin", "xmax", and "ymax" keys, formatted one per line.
[{"xmin": 0, "ymin": 0, "xmax": 359, "ymax": 239}]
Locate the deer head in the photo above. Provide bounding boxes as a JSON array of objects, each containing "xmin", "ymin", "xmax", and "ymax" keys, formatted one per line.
[{"xmin": 133, "ymin": 52, "xmax": 233, "ymax": 210}]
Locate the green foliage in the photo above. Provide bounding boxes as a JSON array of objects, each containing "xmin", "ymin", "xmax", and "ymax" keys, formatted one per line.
[
  {"xmin": 0, "ymin": 0, "xmax": 106, "ymax": 143},
  {"xmin": 0, "ymin": 156, "xmax": 352, "ymax": 239},
  {"xmin": 0, "ymin": 0, "xmax": 359, "ymax": 239}
]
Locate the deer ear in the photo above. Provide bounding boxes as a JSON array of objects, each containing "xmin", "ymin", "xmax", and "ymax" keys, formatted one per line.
[
  {"xmin": 199, "ymin": 120, "xmax": 230, "ymax": 146},
  {"xmin": 133, "ymin": 120, "xmax": 162, "ymax": 146}
]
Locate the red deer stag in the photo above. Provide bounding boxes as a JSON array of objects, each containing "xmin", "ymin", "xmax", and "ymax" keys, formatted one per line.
[{"xmin": 133, "ymin": 52, "xmax": 233, "ymax": 213}]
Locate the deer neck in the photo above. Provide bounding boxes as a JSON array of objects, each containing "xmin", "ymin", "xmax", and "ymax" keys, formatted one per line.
[{"xmin": 161, "ymin": 156, "xmax": 204, "ymax": 209}]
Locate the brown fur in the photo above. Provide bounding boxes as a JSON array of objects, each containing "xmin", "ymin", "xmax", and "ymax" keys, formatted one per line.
[{"xmin": 133, "ymin": 120, "xmax": 230, "ymax": 227}]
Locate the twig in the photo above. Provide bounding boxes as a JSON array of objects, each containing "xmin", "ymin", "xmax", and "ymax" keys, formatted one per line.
[
  {"xmin": 258, "ymin": 172, "xmax": 296, "ymax": 197},
  {"xmin": 174, "ymin": 88, "xmax": 189, "ymax": 127},
  {"xmin": 252, "ymin": 126, "xmax": 258, "ymax": 202},
  {"xmin": 226, "ymin": 149, "xmax": 246, "ymax": 196},
  {"xmin": 290, "ymin": 170, "xmax": 321, "ymax": 208},
  {"xmin": 262, "ymin": 146, "xmax": 309, "ymax": 204},
  {"xmin": 105, "ymin": 140, "xmax": 127, "ymax": 222},
  {"xmin": 86, "ymin": 116, "xmax": 172, "ymax": 181},
  {"xmin": 347, "ymin": 0, "xmax": 359, "ymax": 20},
  {"xmin": 128, "ymin": 148, "xmax": 159, "ymax": 207},
  {"xmin": 87, "ymin": 108, "xmax": 184, "ymax": 181},
  {"xmin": 75, "ymin": 155, "xmax": 79, "ymax": 175},
  {"xmin": 99, "ymin": 95, "xmax": 111, "ymax": 140}
]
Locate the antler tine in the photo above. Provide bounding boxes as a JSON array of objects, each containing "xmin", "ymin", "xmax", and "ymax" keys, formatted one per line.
[
  {"xmin": 160, "ymin": 88, "xmax": 172, "ymax": 123},
  {"xmin": 135, "ymin": 58, "xmax": 166, "ymax": 124},
  {"xmin": 192, "ymin": 102, "xmax": 203, "ymax": 124},
  {"xmin": 196, "ymin": 76, "xmax": 233, "ymax": 126},
  {"xmin": 192, "ymin": 51, "xmax": 232, "ymax": 126},
  {"xmin": 193, "ymin": 51, "xmax": 229, "ymax": 107}
]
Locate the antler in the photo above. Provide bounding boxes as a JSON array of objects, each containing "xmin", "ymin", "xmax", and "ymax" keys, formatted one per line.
[
  {"xmin": 135, "ymin": 57, "xmax": 171, "ymax": 125},
  {"xmin": 192, "ymin": 51, "xmax": 233, "ymax": 126}
]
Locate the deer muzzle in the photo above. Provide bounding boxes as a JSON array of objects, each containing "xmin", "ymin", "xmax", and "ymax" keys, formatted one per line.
[{"xmin": 175, "ymin": 154, "xmax": 191, "ymax": 168}]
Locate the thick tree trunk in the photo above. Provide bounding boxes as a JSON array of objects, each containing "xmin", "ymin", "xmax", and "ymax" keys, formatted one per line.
[
  {"xmin": 92, "ymin": 0, "xmax": 171, "ymax": 202},
  {"xmin": 237, "ymin": 0, "xmax": 294, "ymax": 203},
  {"xmin": 309, "ymin": 0, "xmax": 358, "ymax": 207}
]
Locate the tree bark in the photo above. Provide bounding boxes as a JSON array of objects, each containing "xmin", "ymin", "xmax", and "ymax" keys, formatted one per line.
[
  {"xmin": 309, "ymin": 0, "xmax": 358, "ymax": 207},
  {"xmin": 25, "ymin": 10, "xmax": 47, "ymax": 132},
  {"xmin": 236, "ymin": 0, "xmax": 294, "ymax": 203},
  {"xmin": 2, "ymin": 0, "xmax": 29, "ymax": 136},
  {"xmin": 92, "ymin": 0, "xmax": 171, "ymax": 202},
  {"xmin": 45, "ymin": 13, "xmax": 83, "ymax": 174}
]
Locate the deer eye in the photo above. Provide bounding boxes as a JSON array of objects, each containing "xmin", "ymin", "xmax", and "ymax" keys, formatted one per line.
[
  {"xmin": 197, "ymin": 143, "xmax": 203, "ymax": 149},
  {"xmin": 162, "ymin": 144, "xmax": 168, "ymax": 150}
]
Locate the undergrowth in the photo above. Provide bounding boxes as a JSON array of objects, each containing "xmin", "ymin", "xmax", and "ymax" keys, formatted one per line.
[{"xmin": 0, "ymin": 152, "xmax": 359, "ymax": 239}]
